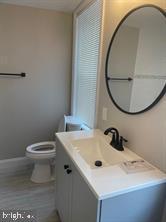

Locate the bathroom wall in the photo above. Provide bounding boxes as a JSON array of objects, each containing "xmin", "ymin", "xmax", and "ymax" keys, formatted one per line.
[
  {"xmin": 0, "ymin": 4, "xmax": 72, "ymax": 160},
  {"xmin": 97, "ymin": 0, "xmax": 166, "ymax": 172}
]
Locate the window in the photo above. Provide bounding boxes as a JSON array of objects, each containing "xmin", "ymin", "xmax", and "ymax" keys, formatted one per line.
[{"xmin": 72, "ymin": 0, "xmax": 102, "ymax": 128}]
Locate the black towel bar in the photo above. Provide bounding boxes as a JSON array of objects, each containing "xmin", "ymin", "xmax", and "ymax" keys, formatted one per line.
[
  {"xmin": 107, "ymin": 77, "xmax": 132, "ymax": 81},
  {"xmin": 0, "ymin": 72, "xmax": 26, "ymax": 77}
]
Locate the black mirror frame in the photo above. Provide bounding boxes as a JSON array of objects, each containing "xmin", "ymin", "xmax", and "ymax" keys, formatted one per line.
[{"xmin": 105, "ymin": 4, "xmax": 166, "ymax": 115}]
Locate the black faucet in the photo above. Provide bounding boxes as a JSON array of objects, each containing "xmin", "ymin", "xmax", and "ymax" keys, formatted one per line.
[
  {"xmin": 104, "ymin": 127, "xmax": 128, "ymax": 151},
  {"xmin": 104, "ymin": 127, "xmax": 119, "ymax": 147}
]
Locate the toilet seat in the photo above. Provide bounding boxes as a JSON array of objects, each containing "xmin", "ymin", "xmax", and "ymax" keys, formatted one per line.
[
  {"xmin": 26, "ymin": 141, "xmax": 56, "ymax": 154},
  {"xmin": 26, "ymin": 141, "xmax": 55, "ymax": 154},
  {"xmin": 26, "ymin": 141, "xmax": 56, "ymax": 160}
]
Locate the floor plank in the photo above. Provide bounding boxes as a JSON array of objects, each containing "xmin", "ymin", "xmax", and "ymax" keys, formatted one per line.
[{"xmin": 0, "ymin": 168, "xmax": 60, "ymax": 222}]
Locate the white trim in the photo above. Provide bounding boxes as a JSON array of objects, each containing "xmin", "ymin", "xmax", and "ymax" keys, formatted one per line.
[
  {"xmin": 71, "ymin": 12, "xmax": 78, "ymax": 115},
  {"xmin": 94, "ymin": 0, "xmax": 105, "ymax": 128},
  {"xmin": 74, "ymin": 0, "xmax": 96, "ymax": 16},
  {"xmin": 0, "ymin": 157, "xmax": 32, "ymax": 172}
]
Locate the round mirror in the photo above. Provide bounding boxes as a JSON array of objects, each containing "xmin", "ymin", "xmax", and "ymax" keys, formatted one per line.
[{"xmin": 105, "ymin": 5, "xmax": 166, "ymax": 114}]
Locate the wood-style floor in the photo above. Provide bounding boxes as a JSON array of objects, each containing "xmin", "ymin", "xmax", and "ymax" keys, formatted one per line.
[{"xmin": 0, "ymin": 167, "xmax": 60, "ymax": 222}]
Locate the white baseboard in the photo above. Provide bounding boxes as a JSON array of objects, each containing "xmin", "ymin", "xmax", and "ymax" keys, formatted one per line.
[{"xmin": 0, "ymin": 157, "xmax": 32, "ymax": 172}]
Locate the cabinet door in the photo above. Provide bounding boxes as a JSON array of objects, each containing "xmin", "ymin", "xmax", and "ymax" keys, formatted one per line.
[
  {"xmin": 55, "ymin": 139, "xmax": 72, "ymax": 222},
  {"xmin": 100, "ymin": 184, "xmax": 166, "ymax": 222},
  {"xmin": 71, "ymin": 162, "xmax": 100, "ymax": 222}
]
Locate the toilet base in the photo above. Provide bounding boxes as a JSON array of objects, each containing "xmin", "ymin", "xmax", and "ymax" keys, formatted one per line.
[{"xmin": 31, "ymin": 162, "xmax": 53, "ymax": 183}]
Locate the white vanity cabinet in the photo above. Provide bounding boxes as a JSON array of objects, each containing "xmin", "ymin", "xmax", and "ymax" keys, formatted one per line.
[
  {"xmin": 55, "ymin": 137, "xmax": 166, "ymax": 222},
  {"xmin": 55, "ymin": 139, "xmax": 100, "ymax": 222}
]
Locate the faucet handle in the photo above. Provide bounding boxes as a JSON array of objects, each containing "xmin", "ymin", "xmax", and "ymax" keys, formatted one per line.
[
  {"xmin": 117, "ymin": 136, "xmax": 128, "ymax": 151},
  {"xmin": 121, "ymin": 136, "xmax": 128, "ymax": 143}
]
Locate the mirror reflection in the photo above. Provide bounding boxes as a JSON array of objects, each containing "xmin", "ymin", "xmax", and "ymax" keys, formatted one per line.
[{"xmin": 106, "ymin": 6, "xmax": 166, "ymax": 113}]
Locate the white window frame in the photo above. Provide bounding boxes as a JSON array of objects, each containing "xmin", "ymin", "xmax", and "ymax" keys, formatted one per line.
[{"xmin": 71, "ymin": 0, "xmax": 105, "ymax": 128}]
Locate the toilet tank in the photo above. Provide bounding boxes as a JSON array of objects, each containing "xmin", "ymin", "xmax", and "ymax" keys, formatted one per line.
[{"xmin": 58, "ymin": 115, "xmax": 83, "ymax": 132}]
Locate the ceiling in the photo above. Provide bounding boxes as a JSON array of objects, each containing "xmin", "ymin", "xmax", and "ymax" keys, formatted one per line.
[{"xmin": 0, "ymin": 0, "xmax": 83, "ymax": 12}]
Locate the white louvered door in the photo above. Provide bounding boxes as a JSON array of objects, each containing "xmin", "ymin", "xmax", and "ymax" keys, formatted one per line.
[{"xmin": 73, "ymin": 0, "xmax": 102, "ymax": 128}]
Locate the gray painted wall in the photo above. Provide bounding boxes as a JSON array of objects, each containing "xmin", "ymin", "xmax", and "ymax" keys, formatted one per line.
[{"xmin": 0, "ymin": 4, "xmax": 72, "ymax": 160}]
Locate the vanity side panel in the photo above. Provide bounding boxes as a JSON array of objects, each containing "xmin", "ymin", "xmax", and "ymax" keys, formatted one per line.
[
  {"xmin": 100, "ymin": 183, "xmax": 166, "ymax": 222},
  {"xmin": 162, "ymin": 200, "xmax": 166, "ymax": 222},
  {"xmin": 71, "ymin": 161, "xmax": 100, "ymax": 222}
]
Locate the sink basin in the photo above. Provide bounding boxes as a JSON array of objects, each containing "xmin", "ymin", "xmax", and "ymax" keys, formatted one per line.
[{"xmin": 71, "ymin": 136, "xmax": 126, "ymax": 169}]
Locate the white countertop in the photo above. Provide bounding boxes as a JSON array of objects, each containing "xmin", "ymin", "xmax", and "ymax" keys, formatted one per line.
[{"xmin": 56, "ymin": 129, "xmax": 166, "ymax": 200}]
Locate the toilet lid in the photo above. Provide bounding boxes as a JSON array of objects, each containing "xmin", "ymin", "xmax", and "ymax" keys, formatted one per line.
[{"xmin": 26, "ymin": 141, "xmax": 56, "ymax": 154}]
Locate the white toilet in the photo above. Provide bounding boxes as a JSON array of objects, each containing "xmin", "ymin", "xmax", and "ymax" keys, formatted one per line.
[{"xmin": 26, "ymin": 115, "xmax": 83, "ymax": 183}]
